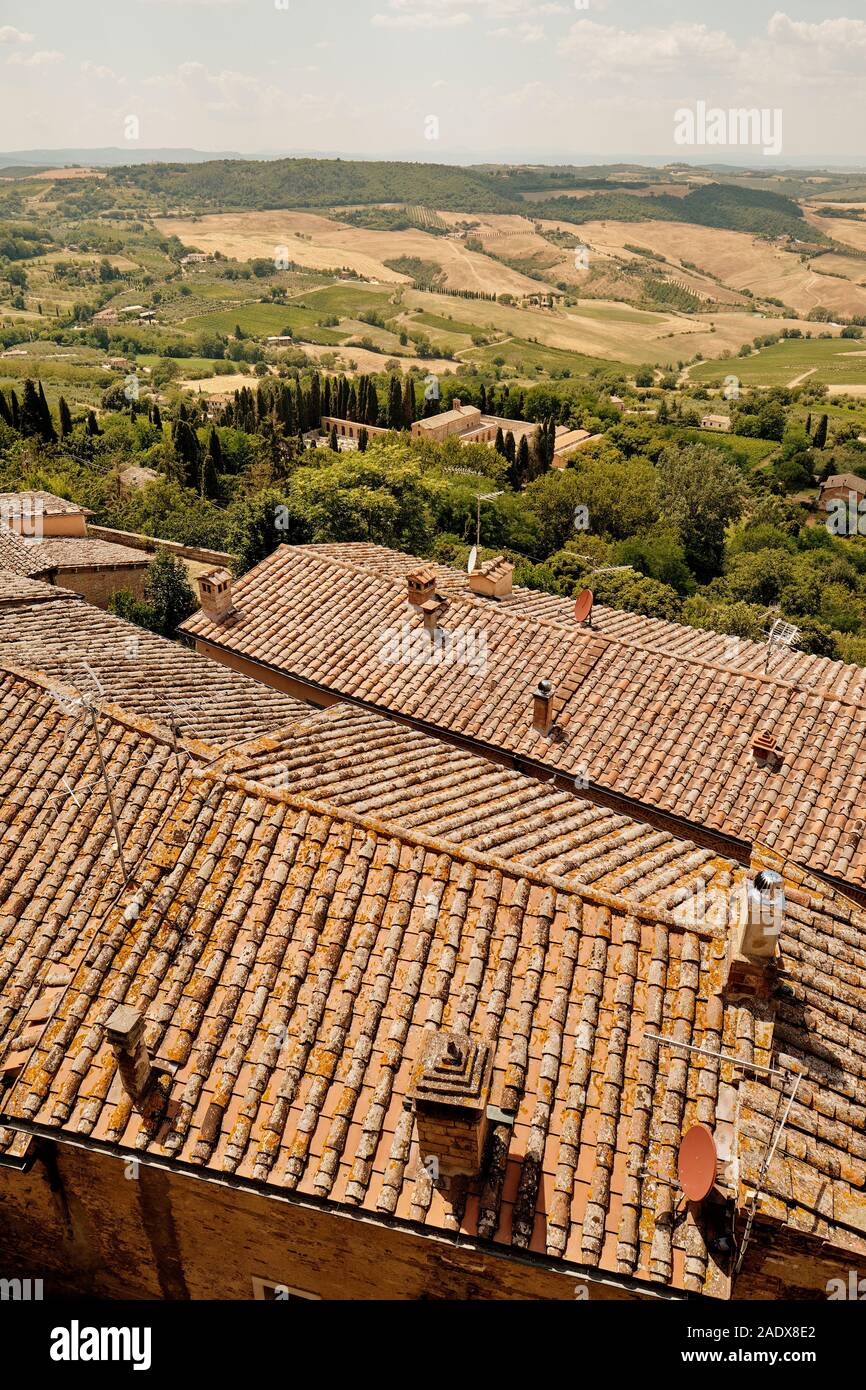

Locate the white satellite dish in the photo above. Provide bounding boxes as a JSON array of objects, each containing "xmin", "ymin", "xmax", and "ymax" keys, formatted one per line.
[{"xmin": 467, "ymin": 546, "xmax": 478, "ymax": 575}]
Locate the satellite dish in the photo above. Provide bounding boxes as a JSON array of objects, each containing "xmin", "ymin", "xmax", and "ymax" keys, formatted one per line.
[
  {"xmin": 678, "ymin": 1124, "xmax": 718, "ymax": 1202},
  {"xmin": 467, "ymin": 546, "xmax": 478, "ymax": 575},
  {"xmin": 574, "ymin": 588, "xmax": 594, "ymax": 626}
]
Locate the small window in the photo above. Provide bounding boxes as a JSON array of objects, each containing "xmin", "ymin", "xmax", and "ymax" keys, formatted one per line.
[{"xmin": 251, "ymin": 1276, "xmax": 321, "ymax": 1302}]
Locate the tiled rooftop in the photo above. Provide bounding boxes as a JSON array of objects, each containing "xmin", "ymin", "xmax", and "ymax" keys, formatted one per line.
[
  {"xmin": 304, "ymin": 544, "xmax": 866, "ymax": 701},
  {"xmin": 0, "ymin": 528, "xmax": 151, "ymax": 577},
  {"xmin": 1, "ymin": 666, "xmax": 864, "ymax": 1296},
  {"xmin": 181, "ymin": 544, "xmax": 866, "ymax": 891},
  {"xmin": 0, "ymin": 581, "xmax": 308, "ymax": 747},
  {"xmin": 0, "ymin": 490, "xmax": 92, "ymax": 517},
  {"xmin": 225, "ymin": 703, "xmax": 742, "ymax": 909}
]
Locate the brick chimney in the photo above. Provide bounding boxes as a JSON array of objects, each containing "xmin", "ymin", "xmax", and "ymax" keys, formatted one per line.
[
  {"xmin": 198, "ymin": 566, "xmax": 234, "ymax": 622},
  {"xmin": 406, "ymin": 564, "xmax": 437, "ymax": 607},
  {"xmin": 468, "ymin": 555, "xmax": 513, "ymax": 600},
  {"xmin": 410, "ymin": 1030, "xmax": 494, "ymax": 1179},
  {"xmin": 726, "ymin": 870, "xmax": 784, "ymax": 996},
  {"xmin": 105, "ymin": 1004, "xmax": 155, "ymax": 1103},
  {"xmin": 752, "ymin": 731, "xmax": 782, "ymax": 771},
  {"xmin": 421, "ymin": 596, "xmax": 447, "ymax": 634},
  {"xmin": 532, "ymin": 678, "xmax": 555, "ymax": 734},
  {"xmin": 452, "ymin": 398, "xmax": 461, "ymax": 411}
]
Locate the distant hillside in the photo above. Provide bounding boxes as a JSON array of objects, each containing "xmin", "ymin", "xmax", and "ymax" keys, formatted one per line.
[
  {"xmin": 532, "ymin": 184, "xmax": 822, "ymax": 242},
  {"xmin": 0, "ymin": 147, "xmax": 245, "ymax": 167},
  {"xmin": 107, "ymin": 157, "xmax": 518, "ymax": 213},
  {"xmin": 103, "ymin": 156, "xmax": 823, "ymax": 243}
]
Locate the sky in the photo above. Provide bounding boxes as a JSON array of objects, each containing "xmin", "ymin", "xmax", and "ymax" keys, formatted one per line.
[{"xmin": 1, "ymin": 1, "xmax": 865, "ymax": 164}]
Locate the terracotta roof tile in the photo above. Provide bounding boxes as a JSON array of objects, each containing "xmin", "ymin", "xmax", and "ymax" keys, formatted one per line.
[
  {"xmin": 181, "ymin": 544, "xmax": 866, "ymax": 890},
  {"xmin": 2, "ymin": 665, "xmax": 864, "ymax": 1294},
  {"xmin": 0, "ymin": 582, "xmax": 307, "ymax": 747}
]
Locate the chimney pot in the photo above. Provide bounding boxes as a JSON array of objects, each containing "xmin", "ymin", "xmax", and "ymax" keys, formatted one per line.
[
  {"xmin": 532, "ymin": 678, "xmax": 555, "ymax": 734},
  {"xmin": 198, "ymin": 566, "xmax": 234, "ymax": 623},
  {"xmin": 105, "ymin": 1004, "xmax": 155, "ymax": 1103},
  {"xmin": 406, "ymin": 564, "xmax": 438, "ymax": 607},
  {"xmin": 726, "ymin": 870, "xmax": 784, "ymax": 996},
  {"xmin": 420, "ymin": 597, "xmax": 446, "ymax": 634}
]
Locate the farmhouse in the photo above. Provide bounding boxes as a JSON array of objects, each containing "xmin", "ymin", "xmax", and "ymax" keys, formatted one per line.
[
  {"xmin": 819, "ymin": 472, "xmax": 866, "ymax": 507},
  {"xmin": 701, "ymin": 413, "xmax": 732, "ymax": 433},
  {"xmin": 411, "ymin": 398, "xmax": 482, "ymax": 442}
]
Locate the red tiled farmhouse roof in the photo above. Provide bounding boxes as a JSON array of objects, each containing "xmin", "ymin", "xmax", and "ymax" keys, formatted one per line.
[{"xmin": 181, "ymin": 545, "xmax": 866, "ymax": 891}]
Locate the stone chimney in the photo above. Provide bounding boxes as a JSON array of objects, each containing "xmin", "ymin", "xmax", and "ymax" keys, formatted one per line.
[
  {"xmin": 452, "ymin": 398, "xmax": 461, "ymax": 411},
  {"xmin": 198, "ymin": 566, "xmax": 234, "ymax": 622},
  {"xmin": 727, "ymin": 870, "xmax": 784, "ymax": 996},
  {"xmin": 532, "ymin": 678, "xmax": 555, "ymax": 734},
  {"xmin": 406, "ymin": 564, "xmax": 437, "ymax": 607},
  {"xmin": 468, "ymin": 555, "xmax": 513, "ymax": 600},
  {"xmin": 410, "ymin": 1030, "xmax": 494, "ymax": 1179},
  {"xmin": 105, "ymin": 1004, "xmax": 155, "ymax": 1103}
]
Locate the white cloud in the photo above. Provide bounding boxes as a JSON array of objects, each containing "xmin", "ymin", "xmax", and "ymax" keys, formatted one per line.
[
  {"xmin": 559, "ymin": 19, "xmax": 737, "ymax": 78},
  {"xmin": 138, "ymin": 0, "xmax": 246, "ymax": 7},
  {"xmin": 491, "ymin": 23, "xmax": 545, "ymax": 44},
  {"xmin": 81, "ymin": 61, "xmax": 125, "ymax": 83},
  {"xmin": 7, "ymin": 49, "xmax": 64, "ymax": 68},
  {"xmin": 373, "ymin": 0, "xmax": 568, "ymax": 31},
  {"xmin": 0, "ymin": 26, "xmax": 34, "ymax": 44}
]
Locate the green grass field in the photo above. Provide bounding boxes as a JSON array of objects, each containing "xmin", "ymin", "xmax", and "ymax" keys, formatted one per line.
[
  {"xmin": 462, "ymin": 336, "xmax": 611, "ymax": 378},
  {"xmin": 665, "ymin": 426, "xmax": 780, "ymax": 464},
  {"xmin": 690, "ymin": 338, "xmax": 866, "ymax": 388}
]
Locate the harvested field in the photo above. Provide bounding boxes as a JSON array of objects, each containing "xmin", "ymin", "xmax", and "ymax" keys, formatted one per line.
[
  {"xmin": 553, "ymin": 218, "xmax": 866, "ymax": 318},
  {"xmin": 156, "ymin": 210, "xmax": 549, "ymax": 295}
]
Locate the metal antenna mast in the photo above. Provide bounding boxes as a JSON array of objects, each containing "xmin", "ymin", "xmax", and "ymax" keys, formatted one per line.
[{"xmin": 87, "ymin": 702, "xmax": 130, "ymax": 883}]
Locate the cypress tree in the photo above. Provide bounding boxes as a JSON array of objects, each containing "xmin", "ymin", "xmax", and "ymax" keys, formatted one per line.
[
  {"xmin": 366, "ymin": 380, "xmax": 379, "ymax": 426},
  {"xmin": 86, "ymin": 410, "xmax": 100, "ymax": 436},
  {"xmin": 152, "ymin": 404, "xmax": 163, "ymax": 431},
  {"xmin": 19, "ymin": 380, "xmax": 43, "ymax": 438},
  {"xmin": 358, "ymin": 427, "xmax": 368, "ymax": 452},
  {"xmin": 504, "ymin": 431, "xmax": 516, "ymax": 465},
  {"xmin": 479, "ymin": 383, "xmax": 487, "ymax": 413},
  {"xmin": 9, "ymin": 389, "xmax": 19, "ymax": 430},
  {"xmin": 347, "ymin": 383, "xmax": 358, "ymax": 421},
  {"xmin": 58, "ymin": 396, "xmax": 73, "ymax": 437},
  {"xmin": 322, "ymin": 377, "xmax": 332, "ymax": 418},
  {"xmin": 813, "ymin": 414, "xmax": 828, "ymax": 449},
  {"xmin": 0, "ymin": 389, "xmax": 12, "ymax": 427},
  {"xmin": 402, "ymin": 377, "xmax": 415, "ymax": 426},
  {"xmin": 38, "ymin": 381, "xmax": 56, "ymax": 442},
  {"xmin": 329, "ymin": 425, "xmax": 339, "ymax": 451},
  {"xmin": 388, "ymin": 375, "xmax": 402, "ymax": 430},
  {"xmin": 516, "ymin": 434, "xmax": 530, "ymax": 486},
  {"xmin": 494, "ymin": 427, "xmax": 505, "ymax": 456}
]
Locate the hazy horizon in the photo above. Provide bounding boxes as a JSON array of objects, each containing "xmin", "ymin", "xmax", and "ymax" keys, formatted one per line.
[{"xmin": 1, "ymin": 2, "xmax": 865, "ymax": 165}]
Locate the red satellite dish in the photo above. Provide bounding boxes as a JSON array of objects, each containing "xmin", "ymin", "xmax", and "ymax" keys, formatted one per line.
[
  {"xmin": 574, "ymin": 588, "xmax": 594, "ymax": 625},
  {"xmin": 678, "ymin": 1124, "xmax": 718, "ymax": 1202}
]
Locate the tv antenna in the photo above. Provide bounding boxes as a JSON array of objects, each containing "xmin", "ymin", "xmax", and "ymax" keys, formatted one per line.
[{"xmin": 764, "ymin": 616, "xmax": 800, "ymax": 673}]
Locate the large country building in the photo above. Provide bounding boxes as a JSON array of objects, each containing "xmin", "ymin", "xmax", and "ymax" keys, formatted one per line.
[
  {"xmin": 181, "ymin": 542, "xmax": 866, "ymax": 905},
  {"xmin": 0, "ymin": 657, "xmax": 865, "ymax": 1300}
]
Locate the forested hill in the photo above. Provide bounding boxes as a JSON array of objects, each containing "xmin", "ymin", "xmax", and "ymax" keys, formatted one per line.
[
  {"xmin": 107, "ymin": 158, "xmax": 518, "ymax": 213},
  {"xmin": 531, "ymin": 183, "xmax": 820, "ymax": 241},
  {"xmin": 107, "ymin": 156, "xmax": 820, "ymax": 241}
]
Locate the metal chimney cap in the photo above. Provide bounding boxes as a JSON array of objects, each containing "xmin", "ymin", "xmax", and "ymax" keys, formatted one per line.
[
  {"xmin": 535, "ymin": 678, "xmax": 554, "ymax": 696},
  {"xmin": 754, "ymin": 869, "xmax": 784, "ymax": 893}
]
